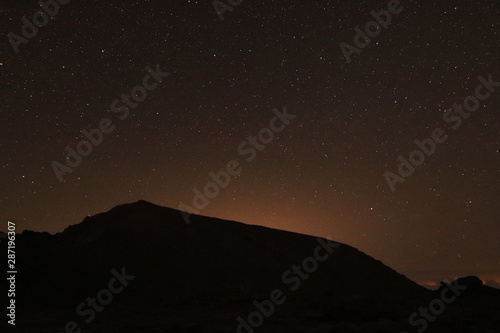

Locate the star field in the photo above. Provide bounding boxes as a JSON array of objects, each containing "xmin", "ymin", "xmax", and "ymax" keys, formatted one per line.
[{"xmin": 0, "ymin": 0, "xmax": 499, "ymax": 287}]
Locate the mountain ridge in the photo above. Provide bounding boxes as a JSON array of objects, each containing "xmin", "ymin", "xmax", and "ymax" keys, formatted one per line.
[{"xmin": 7, "ymin": 200, "xmax": 500, "ymax": 332}]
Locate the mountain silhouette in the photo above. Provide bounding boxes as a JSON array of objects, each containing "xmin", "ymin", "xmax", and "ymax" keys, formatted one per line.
[{"xmin": 4, "ymin": 200, "xmax": 499, "ymax": 332}]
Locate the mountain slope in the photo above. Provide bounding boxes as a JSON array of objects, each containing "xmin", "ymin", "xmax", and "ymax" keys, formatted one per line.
[{"xmin": 7, "ymin": 200, "xmax": 499, "ymax": 333}]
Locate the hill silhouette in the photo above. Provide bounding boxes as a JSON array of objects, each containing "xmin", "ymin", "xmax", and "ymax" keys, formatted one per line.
[{"xmin": 4, "ymin": 200, "xmax": 499, "ymax": 332}]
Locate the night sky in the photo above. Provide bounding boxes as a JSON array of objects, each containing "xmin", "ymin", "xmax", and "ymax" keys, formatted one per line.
[{"xmin": 1, "ymin": 0, "xmax": 499, "ymax": 288}]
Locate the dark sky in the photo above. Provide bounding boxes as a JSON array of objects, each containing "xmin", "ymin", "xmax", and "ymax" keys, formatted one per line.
[{"xmin": 1, "ymin": 0, "xmax": 499, "ymax": 288}]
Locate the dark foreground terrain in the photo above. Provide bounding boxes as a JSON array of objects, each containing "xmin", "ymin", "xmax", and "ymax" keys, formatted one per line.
[{"xmin": 2, "ymin": 201, "xmax": 499, "ymax": 332}]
